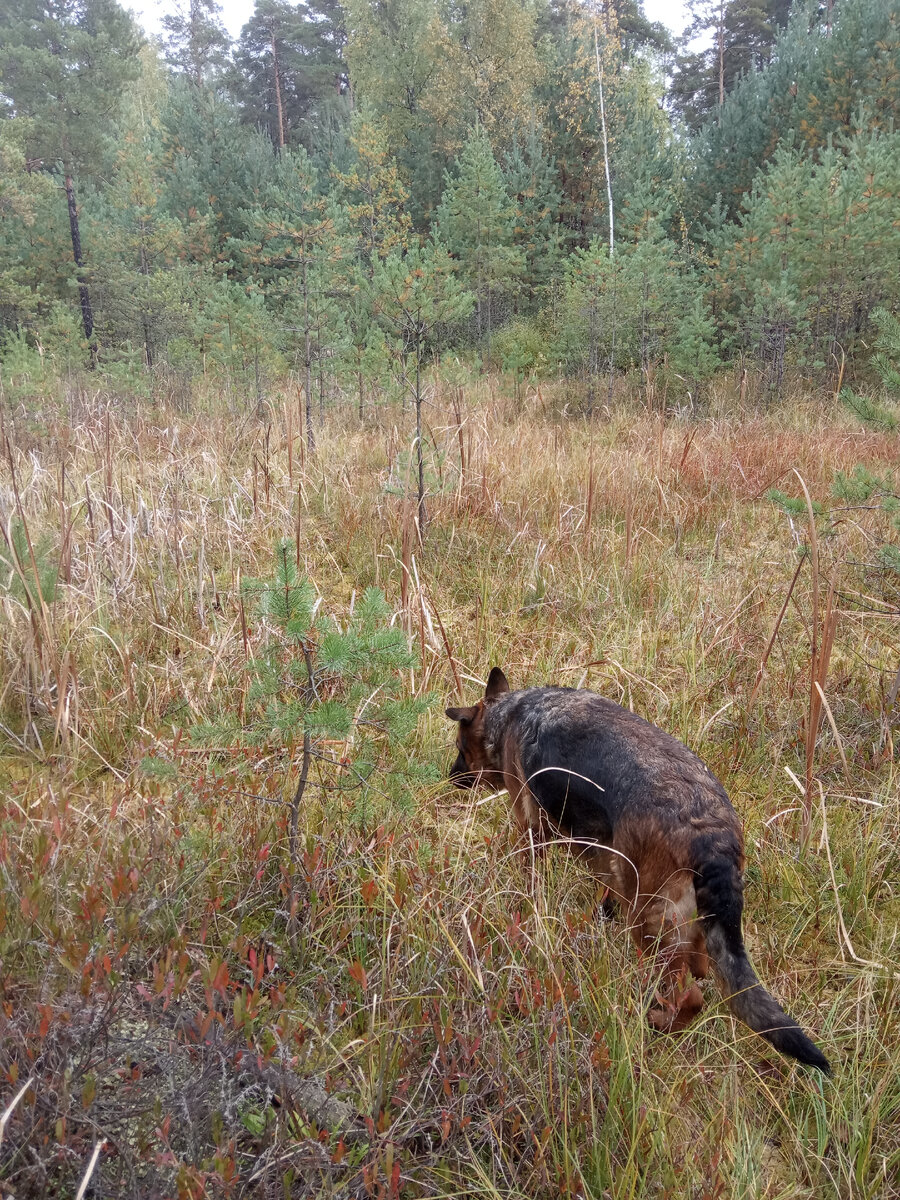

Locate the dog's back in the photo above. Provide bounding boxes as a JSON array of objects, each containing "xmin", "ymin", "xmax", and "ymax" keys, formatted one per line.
[{"xmin": 484, "ymin": 686, "xmax": 740, "ymax": 848}]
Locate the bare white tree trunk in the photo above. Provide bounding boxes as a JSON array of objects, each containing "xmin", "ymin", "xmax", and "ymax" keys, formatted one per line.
[
  {"xmin": 593, "ymin": 17, "xmax": 616, "ymax": 406},
  {"xmin": 593, "ymin": 22, "xmax": 614, "ymax": 258}
]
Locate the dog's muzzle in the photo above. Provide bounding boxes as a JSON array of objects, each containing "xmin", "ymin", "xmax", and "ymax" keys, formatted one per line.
[{"xmin": 448, "ymin": 752, "xmax": 477, "ymax": 789}]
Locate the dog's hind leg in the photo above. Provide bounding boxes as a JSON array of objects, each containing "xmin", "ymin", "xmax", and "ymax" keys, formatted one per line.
[
  {"xmin": 578, "ymin": 843, "xmax": 624, "ymax": 919},
  {"xmin": 630, "ymin": 868, "xmax": 709, "ymax": 1033}
]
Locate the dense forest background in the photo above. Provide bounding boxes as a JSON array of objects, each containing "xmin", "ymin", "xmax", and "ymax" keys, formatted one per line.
[{"xmin": 1, "ymin": 0, "xmax": 899, "ymax": 421}]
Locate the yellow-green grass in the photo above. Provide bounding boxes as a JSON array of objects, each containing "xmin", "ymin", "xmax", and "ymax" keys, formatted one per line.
[{"xmin": 0, "ymin": 374, "xmax": 898, "ymax": 1198}]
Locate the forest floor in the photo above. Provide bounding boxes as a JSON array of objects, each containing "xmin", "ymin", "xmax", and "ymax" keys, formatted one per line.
[{"xmin": 0, "ymin": 374, "xmax": 898, "ymax": 1199}]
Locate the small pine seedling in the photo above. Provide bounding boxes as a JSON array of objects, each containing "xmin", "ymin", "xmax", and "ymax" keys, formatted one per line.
[{"xmin": 192, "ymin": 540, "xmax": 433, "ymax": 828}]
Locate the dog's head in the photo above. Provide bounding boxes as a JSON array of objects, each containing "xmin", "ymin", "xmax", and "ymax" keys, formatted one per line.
[{"xmin": 445, "ymin": 667, "xmax": 510, "ymax": 789}]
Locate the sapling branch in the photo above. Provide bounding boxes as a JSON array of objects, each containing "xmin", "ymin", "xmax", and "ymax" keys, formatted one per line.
[{"xmin": 289, "ymin": 729, "xmax": 311, "ymax": 875}]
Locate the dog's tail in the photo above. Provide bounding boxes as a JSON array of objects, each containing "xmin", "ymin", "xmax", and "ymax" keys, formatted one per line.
[{"xmin": 693, "ymin": 845, "xmax": 830, "ymax": 1073}]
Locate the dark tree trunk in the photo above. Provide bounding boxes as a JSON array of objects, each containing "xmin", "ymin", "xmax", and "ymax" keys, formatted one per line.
[
  {"xmin": 65, "ymin": 172, "xmax": 96, "ymax": 362},
  {"xmin": 290, "ymin": 729, "xmax": 311, "ymax": 872},
  {"xmin": 415, "ymin": 338, "xmax": 426, "ymax": 538},
  {"xmin": 139, "ymin": 240, "xmax": 154, "ymax": 369},
  {"xmin": 318, "ymin": 353, "xmax": 325, "ymax": 424},
  {"xmin": 587, "ymin": 296, "xmax": 597, "ymax": 416},
  {"xmin": 270, "ymin": 33, "xmax": 286, "ymax": 148},
  {"xmin": 287, "ymin": 727, "xmax": 312, "ymax": 940},
  {"xmin": 302, "ymin": 250, "xmax": 315, "ymax": 453}
]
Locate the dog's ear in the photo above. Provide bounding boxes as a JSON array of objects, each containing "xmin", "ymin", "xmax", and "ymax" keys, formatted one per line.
[
  {"xmin": 485, "ymin": 667, "xmax": 510, "ymax": 701},
  {"xmin": 445, "ymin": 705, "xmax": 478, "ymax": 724}
]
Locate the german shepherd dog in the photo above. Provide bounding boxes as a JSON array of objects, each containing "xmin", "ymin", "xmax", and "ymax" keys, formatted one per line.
[{"xmin": 446, "ymin": 668, "xmax": 830, "ymax": 1072}]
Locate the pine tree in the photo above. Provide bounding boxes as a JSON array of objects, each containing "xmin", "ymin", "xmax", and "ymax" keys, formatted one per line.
[
  {"xmin": 336, "ymin": 275, "xmax": 392, "ymax": 420},
  {"xmin": 162, "ymin": 0, "xmax": 231, "ymax": 85},
  {"xmin": 435, "ymin": 126, "xmax": 522, "ymax": 364},
  {"xmin": 619, "ymin": 227, "xmax": 688, "ymax": 384},
  {"xmin": 559, "ymin": 194, "xmax": 695, "ymax": 409},
  {"xmin": 230, "ymin": 0, "xmax": 348, "ymax": 152},
  {"xmin": 160, "ymin": 79, "xmax": 281, "ymax": 263},
  {"xmin": 87, "ymin": 48, "xmax": 186, "ymax": 368},
  {"xmin": 543, "ymin": 4, "xmax": 623, "ymax": 240},
  {"xmin": 229, "ymin": 147, "xmax": 338, "ymax": 448},
  {"xmin": 194, "ymin": 539, "xmax": 430, "ymax": 849},
  {"xmin": 871, "ymin": 309, "xmax": 900, "ymax": 398},
  {"xmin": 189, "ymin": 277, "xmax": 285, "ymax": 408},
  {"xmin": 607, "ymin": 0, "xmax": 672, "ymax": 57},
  {"xmin": 724, "ymin": 0, "xmax": 778, "ymax": 83},
  {"xmin": 691, "ymin": 0, "xmax": 900, "ymax": 219},
  {"xmin": 331, "ymin": 108, "xmax": 413, "ymax": 422},
  {"xmin": 559, "ymin": 236, "xmax": 622, "ymax": 412},
  {"xmin": 612, "ymin": 59, "xmax": 681, "ymax": 238},
  {"xmin": 502, "ymin": 128, "xmax": 564, "ymax": 312},
  {"xmin": 669, "ymin": 293, "xmax": 722, "ymax": 404},
  {"xmin": 670, "ymin": 0, "xmax": 727, "ymax": 130},
  {"xmin": 0, "ymin": 0, "xmax": 142, "ymax": 359},
  {"xmin": 0, "ymin": 118, "xmax": 65, "ymax": 332},
  {"xmin": 709, "ymin": 143, "xmax": 809, "ymax": 395},
  {"xmin": 370, "ymin": 243, "xmax": 473, "ymax": 534},
  {"xmin": 708, "ymin": 129, "xmax": 900, "ymax": 382},
  {"xmin": 670, "ymin": 0, "xmax": 790, "ymax": 133}
]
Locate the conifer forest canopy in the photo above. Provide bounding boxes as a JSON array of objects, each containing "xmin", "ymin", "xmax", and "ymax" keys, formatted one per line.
[{"xmin": 0, "ymin": 0, "xmax": 899, "ymax": 404}]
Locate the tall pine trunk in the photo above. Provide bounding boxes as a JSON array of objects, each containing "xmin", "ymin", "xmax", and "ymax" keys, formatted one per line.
[
  {"xmin": 65, "ymin": 172, "xmax": 96, "ymax": 362},
  {"xmin": 270, "ymin": 33, "xmax": 286, "ymax": 148}
]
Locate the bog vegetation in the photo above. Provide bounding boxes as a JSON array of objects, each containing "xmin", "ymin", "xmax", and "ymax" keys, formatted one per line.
[{"xmin": 0, "ymin": 0, "xmax": 899, "ymax": 1197}]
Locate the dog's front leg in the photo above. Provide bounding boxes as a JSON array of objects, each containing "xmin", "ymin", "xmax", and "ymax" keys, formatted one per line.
[{"xmin": 507, "ymin": 781, "xmax": 550, "ymax": 888}]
